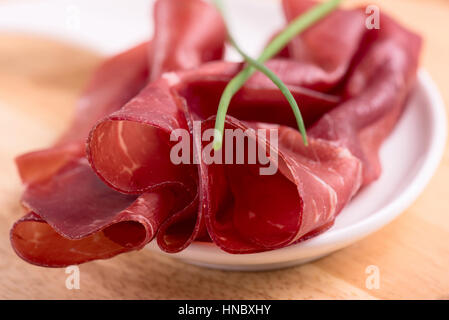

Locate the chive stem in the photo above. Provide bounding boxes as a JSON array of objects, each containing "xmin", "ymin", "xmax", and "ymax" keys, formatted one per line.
[
  {"xmin": 212, "ymin": 0, "xmax": 342, "ymax": 150},
  {"xmin": 214, "ymin": 0, "xmax": 308, "ymax": 147}
]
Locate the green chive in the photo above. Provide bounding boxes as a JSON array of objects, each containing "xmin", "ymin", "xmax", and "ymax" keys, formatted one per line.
[
  {"xmin": 212, "ymin": 0, "xmax": 342, "ymax": 150},
  {"xmin": 213, "ymin": 0, "xmax": 308, "ymax": 149}
]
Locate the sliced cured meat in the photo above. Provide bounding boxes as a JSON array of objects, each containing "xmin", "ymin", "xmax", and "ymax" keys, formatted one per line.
[
  {"xmin": 11, "ymin": 161, "xmax": 178, "ymax": 267},
  {"xmin": 150, "ymin": 0, "xmax": 226, "ymax": 80},
  {"xmin": 86, "ymin": 78, "xmax": 201, "ymax": 252},
  {"xmin": 199, "ymin": 117, "xmax": 362, "ymax": 253},
  {"xmin": 11, "ymin": 0, "xmax": 226, "ymax": 267},
  {"xmin": 277, "ymin": 0, "xmax": 367, "ymax": 92},
  {"xmin": 174, "ymin": 60, "xmax": 340, "ymax": 128},
  {"xmin": 10, "ymin": 0, "xmax": 422, "ymax": 265},
  {"xmin": 15, "ymin": 143, "xmax": 85, "ymax": 186},
  {"xmin": 200, "ymin": 7, "xmax": 421, "ymax": 253},
  {"xmin": 87, "ymin": 79, "xmax": 193, "ymax": 194},
  {"xmin": 12, "ymin": 42, "xmax": 153, "ymax": 264},
  {"xmin": 308, "ymin": 13, "xmax": 422, "ymax": 185},
  {"xmin": 86, "ymin": 61, "xmax": 341, "ymax": 253}
]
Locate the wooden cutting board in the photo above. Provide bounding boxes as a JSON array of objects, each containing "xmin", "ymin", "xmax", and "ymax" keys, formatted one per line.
[{"xmin": 0, "ymin": 0, "xmax": 448, "ymax": 299}]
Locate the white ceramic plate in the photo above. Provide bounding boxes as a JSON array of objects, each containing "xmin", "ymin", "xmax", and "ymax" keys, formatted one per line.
[{"xmin": 1, "ymin": 0, "xmax": 447, "ymax": 271}]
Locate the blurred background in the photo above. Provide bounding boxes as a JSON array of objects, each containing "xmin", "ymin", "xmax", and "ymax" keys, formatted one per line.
[{"xmin": 0, "ymin": 0, "xmax": 448, "ymax": 299}]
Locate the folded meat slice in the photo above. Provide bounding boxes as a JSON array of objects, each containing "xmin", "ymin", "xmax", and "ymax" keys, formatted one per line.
[
  {"xmin": 11, "ymin": 0, "xmax": 226, "ymax": 267},
  {"xmin": 201, "ymin": 9, "xmax": 421, "ymax": 253},
  {"xmin": 11, "ymin": 160, "xmax": 179, "ymax": 267},
  {"xmin": 200, "ymin": 118, "xmax": 362, "ymax": 253},
  {"xmin": 87, "ymin": 79, "xmax": 193, "ymax": 194},
  {"xmin": 150, "ymin": 0, "xmax": 226, "ymax": 80},
  {"xmin": 85, "ymin": 5, "xmax": 375, "ymax": 253},
  {"xmin": 175, "ymin": 60, "xmax": 340, "ymax": 128},
  {"xmin": 86, "ymin": 61, "xmax": 340, "ymax": 253},
  {"xmin": 87, "ymin": 78, "xmax": 202, "ymax": 253},
  {"xmin": 11, "ymin": 0, "xmax": 422, "ymax": 265},
  {"xmin": 12, "ymin": 43, "xmax": 154, "ymax": 266},
  {"xmin": 309, "ymin": 13, "xmax": 422, "ymax": 185},
  {"xmin": 276, "ymin": 0, "xmax": 367, "ymax": 92}
]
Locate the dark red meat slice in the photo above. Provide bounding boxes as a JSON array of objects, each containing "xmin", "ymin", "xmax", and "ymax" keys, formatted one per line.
[
  {"xmin": 11, "ymin": 161, "xmax": 177, "ymax": 267},
  {"xmin": 199, "ymin": 118, "xmax": 362, "ymax": 253},
  {"xmin": 200, "ymin": 6, "xmax": 421, "ymax": 253},
  {"xmin": 86, "ymin": 78, "xmax": 201, "ymax": 252},
  {"xmin": 11, "ymin": 0, "xmax": 226, "ymax": 267},
  {"xmin": 150, "ymin": 0, "xmax": 226, "ymax": 80},
  {"xmin": 309, "ymin": 13, "xmax": 422, "ymax": 185},
  {"xmin": 87, "ymin": 79, "xmax": 193, "ymax": 194},
  {"xmin": 86, "ymin": 61, "xmax": 341, "ymax": 252},
  {"xmin": 278, "ymin": 0, "xmax": 367, "ymax": 92},
  {"xmin": 11, "ymin": 0, "xmax": 422, "ymax": 265},
  {"xmin": 174, "ymin": 60, "xmax": 340, "ymax": 128}
]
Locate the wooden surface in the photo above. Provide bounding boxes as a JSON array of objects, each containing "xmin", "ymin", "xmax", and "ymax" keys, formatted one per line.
[{"xmin": 0, "ymin": 0, "xmax": 449, "ymax": 300}]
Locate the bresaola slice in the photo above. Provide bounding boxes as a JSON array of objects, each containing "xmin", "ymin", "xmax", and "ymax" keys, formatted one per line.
[
  {"xmin": 174, "ymin": 60, "xmax": 340, "ymax": 128},
  {"xmin": 87, "ymin": 79, "xmax": 193, "ymax": 194},
  {"xmin": 277, "ymin": 0, "xmax": 367, "ymax": 92},
  {"xmin": 11, "ymin": 160, "xmax": 178, "ymax": 267},
  {"xmin": 12, "ymin": 43, "xmax": 154, "ymax": 265},
  {"xmin": 86, "ymin": 80, "xmax": 203, "ymax": 252},
  {"xmin": 11, "ymin": 0, "xmax": 226, "ymax": 267},
  {"xmin": 201, "ymin": 6, "xmax": 421, "ymax": 253},
  {"xmin": 308, "ymin": 13, "xmax": 422, "ymax": 185},
  {"xmin": 150, "ymin": 0, "xmax": 226, "ymax": 80},
  {"xmin": 199, "ymin": 118, "xmax": 362, "ymax": 253},
  {"xmin": 86, "ymin": 61, "xmax": 342, "ymax": 253},
  {"xmin": 10, "ymin": 0, "xmax": 422, "ymax": 266}
]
